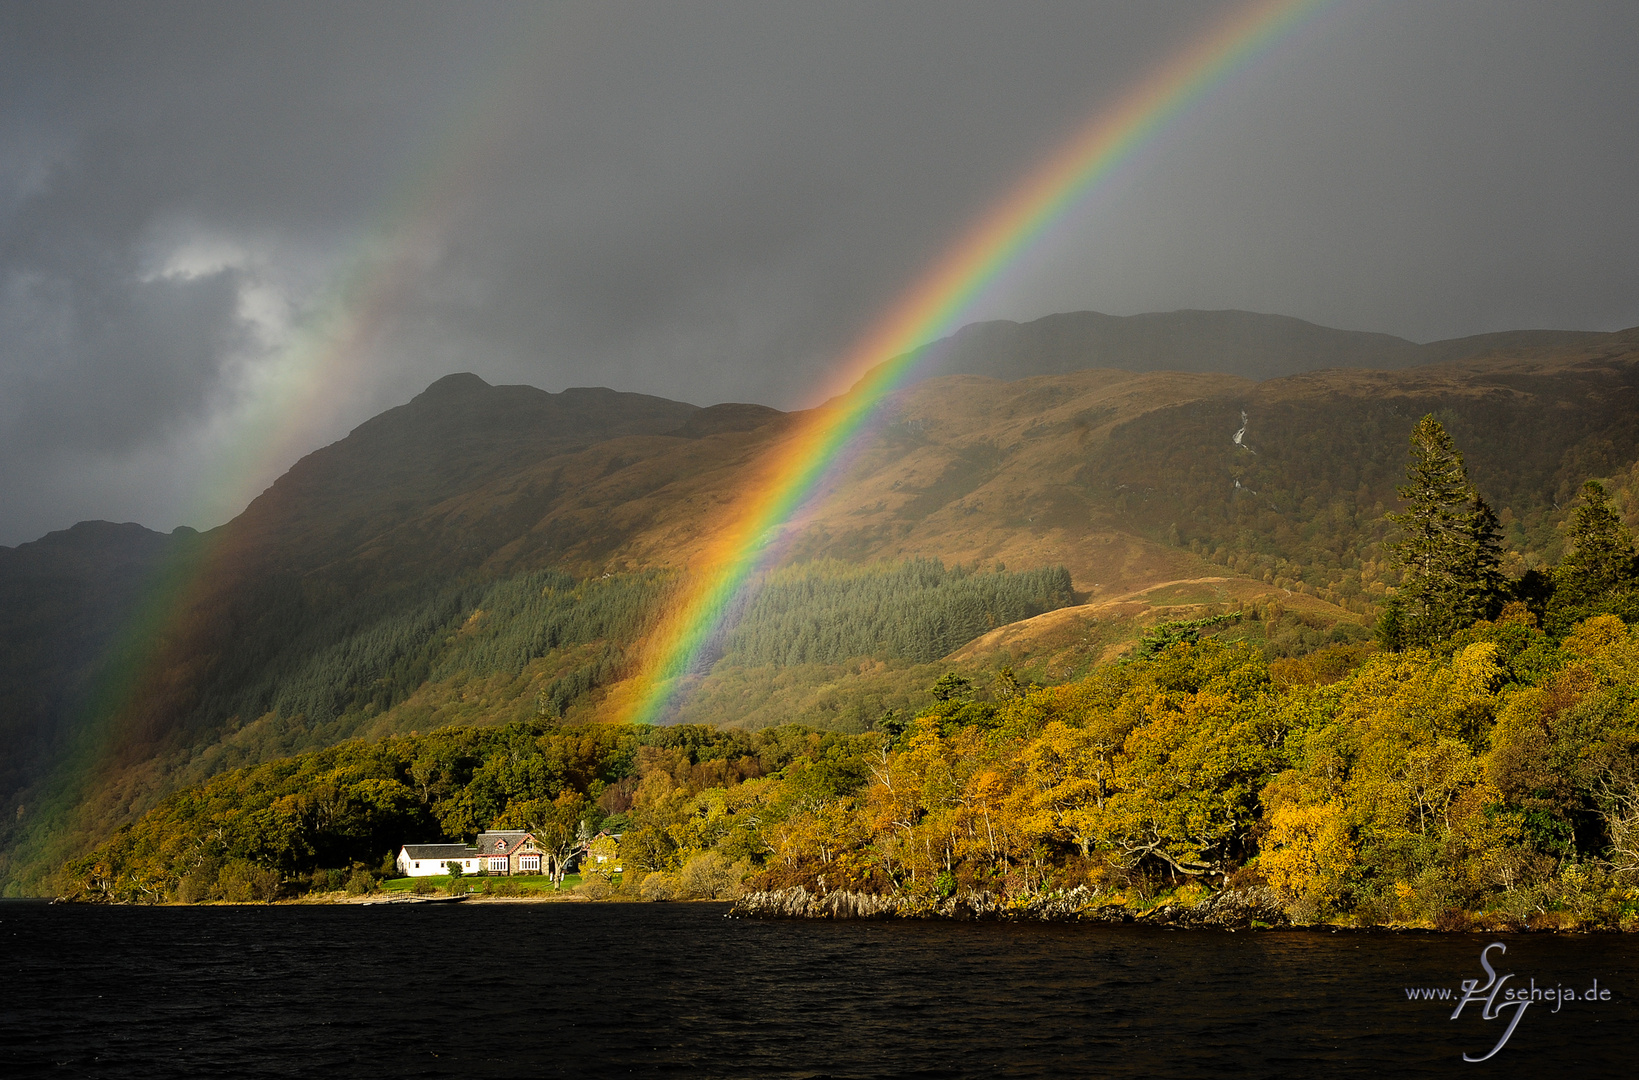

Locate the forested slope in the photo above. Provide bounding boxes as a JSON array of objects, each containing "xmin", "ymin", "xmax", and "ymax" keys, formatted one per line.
[
  {"xmin": 0, "ymin": 522, "xmax": 188, "ymax": 815},
  {"xmin": 0, "ymin": 553, "xmax": 1079, "ymax": 893},
  {"xmin": 63, "ymin": 612, "xmax": 1639, "ymax": 932}
]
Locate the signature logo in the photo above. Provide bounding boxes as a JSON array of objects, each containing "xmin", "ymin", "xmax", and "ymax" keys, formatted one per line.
[
  {"xmin": 1448, "ymin": 942, "xmax": 1532, "ymax": 1062},
  {"xmin": 1404, "ymin": 941, "xmax": 1614, "ymax": 1062}
]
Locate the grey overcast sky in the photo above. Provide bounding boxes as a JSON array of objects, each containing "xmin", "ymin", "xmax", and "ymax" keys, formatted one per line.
[{"xmin": 2, "ymin": 1, "xmax": 1637, "ymax": 545}]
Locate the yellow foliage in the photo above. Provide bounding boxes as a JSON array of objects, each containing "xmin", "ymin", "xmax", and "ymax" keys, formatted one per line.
[
  {"xmin": 1020, "ymin": 721, "xmax": 1112, "ymax": 855},
  {"xmin": 1262, "ymin": 801, "xmax": 1353, "ymax": 902},
  {"xmin": 1338, "ymin": 643, "xmax": 1499, "ymax": 752},
  {"xmin": 1483, "ymin": 687, "xmax": 1556, "ymax": 803},
  {"xmin": 1447, "ymin": 641, "xmax": 1502, "ymax": 694},
  {"xmin": 1561, "ymin": 614, "xmax": 1639, "ymax": 683}
]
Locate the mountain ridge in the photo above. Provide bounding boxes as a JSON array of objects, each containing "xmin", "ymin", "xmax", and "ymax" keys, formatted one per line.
[{"xmin": 867, "ymin": 307, "xmax": 1630, "ymax": 390}]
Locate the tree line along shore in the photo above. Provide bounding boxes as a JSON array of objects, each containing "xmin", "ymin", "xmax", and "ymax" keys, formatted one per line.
[{"xmin": 59, "ymin": 417, "xmax": 1639, "ymax": 930}]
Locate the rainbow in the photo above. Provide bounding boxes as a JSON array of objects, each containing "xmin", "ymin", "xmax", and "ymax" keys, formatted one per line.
[{"xmin": 622, "ymin": 0, "xmax": 1329, "ymax": 725}]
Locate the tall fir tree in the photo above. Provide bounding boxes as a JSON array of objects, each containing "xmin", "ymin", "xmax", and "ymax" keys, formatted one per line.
[
  {"xmin": 1463, "ymin": 495, "xmax": 1507, "ymax": 621},
  {"xmin": 1379, "ymin": 415, "xmax": 1504, "ymax": 648},
  {"xmin": 1546, "ymin": 480, "xmax": 1639, "ymax": 634}
]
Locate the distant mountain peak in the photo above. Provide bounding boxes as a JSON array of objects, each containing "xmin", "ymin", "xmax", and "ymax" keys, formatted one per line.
[
  {"xmin": 414, "ymin": 372, "xmax": 491, "ymax": 400},
  {"xmin": 666, "ymin": 402, "xmax": 785, "ymax": 438},
  {"xmin": 8, "ymin": 519, "xmax": 166, "ymax": 551},
  {"xmin": 558, "ymin": 385, "xmax": 629, "ymax": 398}
]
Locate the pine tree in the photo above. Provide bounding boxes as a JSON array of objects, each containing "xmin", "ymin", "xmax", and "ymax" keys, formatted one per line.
[
  {"xmin": 1380, "ymin": 416, "xmax": 1503, "ymax": 648},
  {"xmin": 1547, "ymin": 480, "xmax": 1639, "ymax": 634},
  {"xmin": 1373, "ymin": 593, "xmax": 1405, "ymax": 651},
  {"xmin": 1463, "ymin": 496, "xmax": 1507, "ymax": 622}
]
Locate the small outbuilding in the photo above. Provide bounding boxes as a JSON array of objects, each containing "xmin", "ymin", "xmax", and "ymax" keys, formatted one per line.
[{"xmin": 396, "ymin": 843, "xmax": 481, "ymax": 878}]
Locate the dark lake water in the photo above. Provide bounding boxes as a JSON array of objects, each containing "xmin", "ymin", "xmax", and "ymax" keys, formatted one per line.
[{"xmin": 3, "ymin": 899, "xmax": 1635, "ymax": 1078}]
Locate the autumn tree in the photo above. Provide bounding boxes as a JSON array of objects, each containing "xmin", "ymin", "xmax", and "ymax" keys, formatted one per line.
[
  {"xmin": 1260, "ymin": 802, "xmax": 1353, "ymax": 910},
  {"xmin": 1094, "ymin": 685, "xmax": 1278, "ymax": 882},
  {"xmin": 1021, "ymin": 720, "xmax": 1124, "ymax": 857},
  {"xmin": 619, "ymin": 824, "xmax": 680, "ymax": 876},
  {"xmin": 680, "ymin": 851, "xmax": 740, "ymax": 898},
  {"xmin": 582, "ymin": 834, "xmax": 620, "ymax": 881},
  {"xmin": 499, "ymin": 791, "xmax": 592, "ymax": 888}
]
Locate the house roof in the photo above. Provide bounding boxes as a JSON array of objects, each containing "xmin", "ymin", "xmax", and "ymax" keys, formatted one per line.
[
  {"xmin": 475, "ymin": 830, "xmax": 537, "ymax": 855},
  {"xmin": 401, "ymin": 844, "xmax": 478, "ymax": 860}
]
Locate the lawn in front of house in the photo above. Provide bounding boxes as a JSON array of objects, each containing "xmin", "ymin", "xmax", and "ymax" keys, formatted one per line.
[{"xmin": 380, "ymin": 873, "xmax": 587, "ymax": 893}]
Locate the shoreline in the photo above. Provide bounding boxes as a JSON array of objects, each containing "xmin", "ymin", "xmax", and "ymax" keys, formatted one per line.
[
  {"xmin": 30, "ymin": 886, "xmax": 1630, "ymax": 931},
  {"xmin": 39, "ymin": 892, "xmax": 710, "ymax": 907},
  {"xmin": 26, "ymin": 890, "xmax": 1627, "ymax": 931},
  {"xmin": 725, "ymin": 885, "xmax": 1633, "ymax": 934}
]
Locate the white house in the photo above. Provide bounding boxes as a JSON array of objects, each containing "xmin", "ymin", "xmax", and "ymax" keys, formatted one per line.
[
  {"xmin": 396, "ymin": 832, "xmax": 554, "ymax": 877},
  {"xmin": 396, "ymin": 843, "xmax": 482, "ymax": 878}
]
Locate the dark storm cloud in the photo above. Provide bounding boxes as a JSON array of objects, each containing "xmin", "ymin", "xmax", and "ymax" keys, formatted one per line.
[
  {"xmin": 1, "ymin": 1, "xmax": 1637, "ymax": 545},
  {"xmin": 0, "ymin": 1, "xmax": 531, "ymax": 541}
]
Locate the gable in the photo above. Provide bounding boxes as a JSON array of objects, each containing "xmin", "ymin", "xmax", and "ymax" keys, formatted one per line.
[{"xmin": 475, "ymin": 830, "xmax": 539, "ymax": 855}]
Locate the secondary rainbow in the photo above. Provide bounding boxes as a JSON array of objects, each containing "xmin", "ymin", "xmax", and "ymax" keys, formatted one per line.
[
  {"xmin": 67, "ymin": 9, "xmax": 572, "ymax": 792},
  {"xmin": 622, "ymin": 0, "xmax": 1329, "ymax": 725}
]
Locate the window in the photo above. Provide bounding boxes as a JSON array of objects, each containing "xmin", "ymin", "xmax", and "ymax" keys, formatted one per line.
[
  {"xmin": 488, "ymin": 857, "xmax": 509, "ymax": 873},
  {"xmin": 414, "ymin": 862, "xmax": 421, "ymax": 869},
  {"xmin": 518, "ymin": 855, "xmax": 540, "ymax": 873}
]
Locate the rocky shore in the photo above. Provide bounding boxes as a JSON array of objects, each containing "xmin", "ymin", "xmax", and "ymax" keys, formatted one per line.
[{"xmin": 728, "ymin": 885, "xmax": 1292, "ymax": 929}]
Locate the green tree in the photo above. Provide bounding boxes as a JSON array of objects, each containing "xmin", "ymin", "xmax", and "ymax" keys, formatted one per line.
[
  {"xmin": 619, "ymin": 824, "xmax": 679, "ymax": 875},
  {"xmin": 1464, "ymin": 497, "xmax": 1507, "ymax": 614},
  {"xmin": 1547, "ymin": 481, "xmax": 1639, "ymax": 634},
  {"xmin": 444, "ymin": 859, "xmax": 466, "ymax": 895},
  {"xmin": 876, "ymin": 708, "xmax": 910, "ymax": 742},
  {"xmin": 582, "ymin": 834, "xmax": 620, "ymax": 882},
  {"xmin": 1380, "ymin": 416, "xmax": 1502, "ymax": 648},
  {"xmin": 503, "ymin": 791, "xmax": 591, "ymax": 889},
  {"xmin": 929, "ymin": 673, "xmax": 973, "ymax": 702},
  {"xmin": 1130, "ymin": 613, "xmax": 1240, "ymax": 660},
  {"xmin": 343, "ymin": 866, "xmax": 375, "ymax": 896}
]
